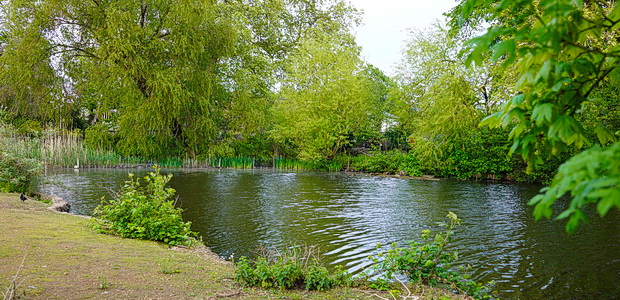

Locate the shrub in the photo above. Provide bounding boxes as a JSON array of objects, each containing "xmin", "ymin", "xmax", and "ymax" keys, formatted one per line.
[
  {"xmin": 0, "ymin": 152, "xmax": 42, "ymax": 193},
  {"xmin": 351, "ymin": 150, "xmax": 422, "ymax": 176},
  {"xmin": 235, "ymin": 245, "xmax": 352, "ymax": 291},
  {"xmin": 92, "ymin": 166, "xmax": 196, "ymax": 246},
  {"xmin": 371, "ymin": 212, "xmax": 496, "ymax": 299},
  {"xmin": 0, "ymin": 122, "xmax": 43, "ymax": 192}
]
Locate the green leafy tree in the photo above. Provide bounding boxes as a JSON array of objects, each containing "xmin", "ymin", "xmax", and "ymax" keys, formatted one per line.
[
  {"xmin": 393, "ymin": 23, "xmax": 509, "ymax": 174},
  {"xmin": 455, "ymin": 0, "xmax": 620, "ymax": 232},
  {"xmin": 1, "ymin": 0, "xmax": 235, "ymax": 157},
  {"xmin": 0, "ymin": 1, "xmax": 63, "ymax": 123},
  {"xmin": 214, "ymin": 0, "xmax": 364, "ymax": 156},
  {"xmin": 271, "ymin": 24, "xmax": 382, "ymax": 160}
]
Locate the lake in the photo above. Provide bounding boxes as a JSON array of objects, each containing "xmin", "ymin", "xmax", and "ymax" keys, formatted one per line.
[{"xmin": 37, "ymin": 168, "xmax": 620, "ymax": 299}]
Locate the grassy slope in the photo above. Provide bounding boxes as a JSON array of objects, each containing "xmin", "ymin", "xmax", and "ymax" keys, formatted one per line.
[{"xmin": 0, "ymin": 193, "xmax": 463, "ymax": 300}]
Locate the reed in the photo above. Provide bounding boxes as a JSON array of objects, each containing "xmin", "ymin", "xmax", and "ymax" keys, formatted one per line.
[
  {"xmin": 0, "ymin": 126, "xmax": 145, "ymax": 168},
  {"xmin": 272, "ymin": 157, "xmax": 335, "ymax": 171},
  {"xmin": 2, "ymin": 124, "xmax": 349, "ymax": 171},
  {"xmin": 203, "ymin": 156, "xmax": 256, "ymax": 169}
]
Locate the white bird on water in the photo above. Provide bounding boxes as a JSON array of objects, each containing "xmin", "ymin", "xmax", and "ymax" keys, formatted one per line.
[{"xmin": 74, "ymin": 158, "xmax": 80, "ymax": 169}]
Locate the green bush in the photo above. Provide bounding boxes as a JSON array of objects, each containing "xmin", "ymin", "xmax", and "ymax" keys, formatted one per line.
[
  {"xmin": 371, "ymin": 212, "xmax": 496, "ymax": 299},
  {"xmin": 0, "ymin": 152, "xmax": 41, "ymax": 193},
  {"xmin": 235, "ymin": 245, "xmax": 352, "ymax": 291},
  {"xmin": 92, "ymin": 166, "xmax": 196, "ymax": 246},
  {"xmin": 351, "ymin": 150, "xmax": 422, "ymax": 176}
]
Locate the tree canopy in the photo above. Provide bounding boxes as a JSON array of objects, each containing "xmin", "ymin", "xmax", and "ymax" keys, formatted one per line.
[
  {"xmin": 0, "ymin": 0, "xmax": 364, "ymax": 158},
  {"xmin": 271, "ymin": 20, "xmax": 383, "ymax": 160}
]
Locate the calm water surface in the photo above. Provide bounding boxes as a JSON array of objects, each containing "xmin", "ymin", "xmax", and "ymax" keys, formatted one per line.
[{"xmin": 37, "ymin": 168, "xmax": 620, "ymax": 299}]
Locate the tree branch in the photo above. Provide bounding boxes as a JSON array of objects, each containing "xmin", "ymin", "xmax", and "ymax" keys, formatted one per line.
[{"xmin": 51, "ymin": 44, "xmax": 99, "ymax": 59}]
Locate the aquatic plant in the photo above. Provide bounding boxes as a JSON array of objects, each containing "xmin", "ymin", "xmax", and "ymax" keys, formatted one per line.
[{"xmin": 371, "ymin": 212, "xmax": 496, "ymax": 299}]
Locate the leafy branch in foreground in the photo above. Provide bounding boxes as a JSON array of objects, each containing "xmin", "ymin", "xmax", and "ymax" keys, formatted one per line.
[
  {"xmin": 456, "ymin": 0, "xmax": 620, "ymax": 232},
  {"xmin": 371, "ymin": 212, "xmax": 496, "ymax": 299},
  {"xmin": 92, "ymin": 165, "xmax": 197, "ymax": 246}
]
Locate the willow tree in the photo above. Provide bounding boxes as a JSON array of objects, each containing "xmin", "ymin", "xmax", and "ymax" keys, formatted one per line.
[
  {"xmin": 392, "ymin": 23, "xmax": 514, "ymax": 175},
  {"xmin": 214, "ymin": 0, "xmax": 365, "ymax": 156},
  {"xmin": 0, "ymin": 1, "xmax": 63, "ymax": 123},
  {"xmin": 0, "ymin": 0, "xmax": 234, "ymax": 157},
  {"xmin": 271, "ymin": 20, "xmax": 383, "ymax": 160}
]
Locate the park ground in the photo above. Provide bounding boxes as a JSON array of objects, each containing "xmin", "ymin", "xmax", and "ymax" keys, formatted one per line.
[{"xmin": 0, "ymin": 193, "xmax": 464, "ymax": 300}]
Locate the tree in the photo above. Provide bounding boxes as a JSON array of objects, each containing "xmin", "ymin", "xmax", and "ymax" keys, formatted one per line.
[
  {"xmin": 0, "ymin": 0, "xmax": 375, "ymax": 159},
  {"xmin": 211, "ymin": 0, "xmax": 362, "ymax": 156},
  {"xmin": 454, "ymin": 0, "xmax": 620, "ymax": 232},
  {"xmin": 0, "ymin": 1, "xmax": 62, "ymax": 123},
  {"xmin": 270, "ymin": 23, "xmax": 382, "ymax": 160},
  {"xmin": 0, "ymin": 0, "xmax": 235, "ymax": 157},
  {"xmin": 393, "ymin": 23, "xmax": 509, "ymax": 174}
]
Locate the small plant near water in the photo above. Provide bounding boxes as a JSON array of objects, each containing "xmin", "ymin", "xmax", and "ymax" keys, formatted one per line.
[
  {"xmin": 0, "ymin": 152, "xmax": 41, "ymax": 193},
  {"xmin": 235, "ymin": 245, "xmax": 352, "ymax": 291},
  {"xmin": 91, "ymin": 165, "xmax": 197, "ymax": 246},
  {"xmin": 370, "ymin": 212, "xmax": 496, "ymax": 299}
]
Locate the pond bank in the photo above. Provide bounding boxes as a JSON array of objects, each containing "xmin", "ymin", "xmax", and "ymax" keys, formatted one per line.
[{"xmin": 0, "ymin": 193, "xmax": 464, "ymax": 300}]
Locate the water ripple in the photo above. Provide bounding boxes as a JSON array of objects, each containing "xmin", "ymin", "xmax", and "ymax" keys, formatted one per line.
[{"xmin": 37, "ymin": 169, "xmax": 620, "ymax": 300}]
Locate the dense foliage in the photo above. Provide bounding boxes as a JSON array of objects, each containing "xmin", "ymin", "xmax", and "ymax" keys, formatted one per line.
[
  {"xmin": 371, "ymin": 212, "xmax": 496, "ymax": 299},
  {"xmin": 92, "ymin": 166, "xmax": 196, "ymax": 246},
  {"xmin": 0, "ymin": 152, "xmax": 40, "ymax": 193},
  {"xmin": 350, "ymin": 150, "xmax": 421, "ymax": 177},
  {"xmin": 0, "ymin": 120, "xmax": 42, "ymax": 193},
  {"xmin": 452, "ymin": 0, "xmax": 620, "ymax": 232},
  {"xmin": 0, "ymin": 0, "xmax": 549, "ymax": 182},
  {"xmin": 235, "ymin": 246, "xmax": 352, "ymax": 291}
]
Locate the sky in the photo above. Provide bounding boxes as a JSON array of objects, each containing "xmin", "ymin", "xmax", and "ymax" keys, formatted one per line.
[{"xmin": 351, "ymin": 0, "xmax": 458, "ymax": 75}]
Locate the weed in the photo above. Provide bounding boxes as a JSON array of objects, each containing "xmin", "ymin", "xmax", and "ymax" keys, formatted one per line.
[
  {"xmin": 2, "ymin": 253, "xmax": 27, "ymax": 300},
  {"xmin": 91, "ymin": 165, "xmax": 197, "ymax": 246},
  {"xmin": 158, "ymin": 256, "xmax": 181, "ymax": 274},
  {"xmin": 371, "ymin": 212, "xmax": 496, "ymax": 299},
  {"xmin": 235, "ymin": 245, "xmax": 352, "ymax": 291},
  {"xmin": 97, "ymin": 276, "xmax": 108, "ymax": 290}
]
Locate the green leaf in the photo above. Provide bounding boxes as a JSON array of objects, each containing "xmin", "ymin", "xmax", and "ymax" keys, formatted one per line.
[
  {"xmin": 565, "ymin": 210, "xmax": 588, "ymax": 234},
  {"xmin": 594, "ymin": 124, "xmax": 617, "ymax": 145},
  {"xmin": 479, "ymin": 112, "xmax": 501, "ymax": 128},
  {"xmin": 596, "ymin": 196, "xmax": 615, "ymax": 217},
  {"xmin": 531, "ymin": 103, "xmax": 554, "ymax": 124},
  {"xmin": 556, "ymin": 208, "xmax": 574, "ymax": 220},
  {"xmin": 536, "ymin": 59, "xmax": 553, "ymax": 82},
  {"xmin": 492, "ymin": 40, "xmax": 516, "ymax": 62},
  {"xmin": 608, "ymin": 3, "xmax": 620, "ymax": 27},
  {"xmin": 533, "ymin": 201, "xmax": 553, "ymax": 220}
]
